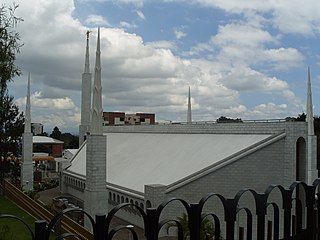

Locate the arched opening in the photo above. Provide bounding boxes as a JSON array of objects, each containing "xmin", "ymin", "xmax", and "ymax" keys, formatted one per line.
[
  {"xmin": 296, "ymin": 137, "xmax": 307, "ymax": 226},
  {"xmin": 140, "ymin": 202, "xmax": 144, "ymax": 210},
  {"xmin": 146, "ymin": 200, "xmax": 152, "ymax": 208},
  {"xmin": 296, "ymin": 137, "xmax": 307, "ymax": 182}
]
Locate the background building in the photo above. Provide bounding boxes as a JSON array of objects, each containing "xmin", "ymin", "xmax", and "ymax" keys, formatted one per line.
[
  {"xmin": 33, "ymin": 136, "xmax": 64, "ymax": 157},
  {"xmin": 31, "ymin": 123, "xmax": 44, "ymax": 135},
  {"xmin": 103, "ymin": 112, "xmax": 155, "ymax": 125}
]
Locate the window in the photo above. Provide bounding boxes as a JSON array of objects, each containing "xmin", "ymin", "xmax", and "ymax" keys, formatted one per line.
[{"xmin": 146, "ymin": 200, "xmax": 151, "ymax": 208}]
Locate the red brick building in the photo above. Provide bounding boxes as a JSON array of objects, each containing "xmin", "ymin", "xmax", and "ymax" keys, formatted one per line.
[
  {"xmin": 103, "ymin": 112, "xmax": 155, "ymax": 125},
  {"xmin": 33, "ymin": 136, "xmax": 64, "ymax": 157},
  {"xmin": 103, "ymin": 112, "xmax": 125, "ymax": 125}
]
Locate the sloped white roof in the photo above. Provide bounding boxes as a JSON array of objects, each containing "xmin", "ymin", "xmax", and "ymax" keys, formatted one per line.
[
  {"xmin": 33, "ymin": 136, "xmax": 64, "ymax": 144},
  {"xmin": 66, "ymin": 133, "xmax": 273, "ymax": 193}
]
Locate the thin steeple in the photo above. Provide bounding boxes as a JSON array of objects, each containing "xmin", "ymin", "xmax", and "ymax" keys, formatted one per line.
[
  {"xmin": 307, "ymin": 67, "xmax": 314, "ymax": 135},
  {"xmin": 306, "ymin": 67, "xmax": 317, "ymax": 185},
  {"xmin": 90, "ymin": 28, "xmax": 103, "ymax": 135},
  {"xmin": 84, "ymin": 30, "xmax": 90, "ymax": 73},
  {"xmin": 187, "ymin": 86, "xmax": 192, "ymax": 124},
  {"xmin": 79, "ymin": 30, "xmax": 92, "ymax": 145},
  {"xmin": 25, "ymin": 73, "xmax": 31, "ymax": 133},
  {"xmin": 84, "ymin": 27, "xmax": 107, "ymax": 230},
  {"xmin": 21, "ymin": 72, "xmax": 33, "ymax": 191}
]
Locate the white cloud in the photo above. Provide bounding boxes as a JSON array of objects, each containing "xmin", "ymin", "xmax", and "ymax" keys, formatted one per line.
[
  {"xmin": 250, "ymin": 103, "xmax": 288, "ymax": 119},
  {"xmin": 189, "ymin": 22, "xmax": 303, "ymax": 71},
  {"xmin": 223, "ymin": 67, "xmax": 288, "ymax": 92},
  {"xmin": 85, "ymin": 15, "xmax": 110, "ymax": 26},
  {"xmin": 134, "ymin": 10, "xmax": 146, "ymax": 20},
  {"xmin": 146, "ymin": 40, "xmax": 177, "ymax": 50},
  {"xmin": 262, "ymin": 48, "xmax": 304, "ymax": 70},
  {"xmin": 174, "ymin": 29, "xmax": 187, "ymax": 39},
  {"xmin": 119, "ymin": 21, "xmax": 138, "ymax": 29},
  {"xmin": 16, "ymin": 92, "xmax": 76, "ymax": 110},
  {"xmin": 115, "ymin": 0, "xmax": 145, "ymax": 8},
  {"xmin": 193, "ymin": 0, "xmax": 320, "ymax": 36}
]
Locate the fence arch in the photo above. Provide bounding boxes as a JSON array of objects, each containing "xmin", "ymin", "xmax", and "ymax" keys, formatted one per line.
[{"xmin": 2, "ymin": 179, "xmax": 320, "ymax": 240}]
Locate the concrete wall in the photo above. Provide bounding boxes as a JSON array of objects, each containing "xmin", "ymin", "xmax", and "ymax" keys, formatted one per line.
[{"xmin": 104, "ymin": 120, "xmax": 306, "ymax": 135}]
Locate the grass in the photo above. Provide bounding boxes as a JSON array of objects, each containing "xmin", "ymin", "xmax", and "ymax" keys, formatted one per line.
[{"xmin": 0, "ymin": 196, "xmax": 56, "ymax": 240}]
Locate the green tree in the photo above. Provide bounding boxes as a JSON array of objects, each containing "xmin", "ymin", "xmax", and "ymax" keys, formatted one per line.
[
  {"xmin": 0, "ymin": 3, "xmax": 24, "ymax": 159},
  {"xmin": 60, "ymin": 132, "xmax": 79, "ymax": 149},
  {"xmin": 0, "ymin": 3, "xmax": 23, "ymax": 92},
  {"xmin": 0, "ymin": 90, "xmax": 24, "ymax": 158},
  {"xmin": 166, "ymin": 213, "xmax": 217, "ymax": 239},
  {"xmin": 217, "ymin": 116, "xmax": 243, "ymax": 123},
  {"xmin": 50, "ymin": 126, "xmax": 62, "ymax": 140}
]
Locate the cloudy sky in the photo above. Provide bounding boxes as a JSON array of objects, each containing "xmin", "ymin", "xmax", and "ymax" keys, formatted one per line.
[{"xmin": 5, "ymin": 0, "xmax": 320, "ymax": 133}]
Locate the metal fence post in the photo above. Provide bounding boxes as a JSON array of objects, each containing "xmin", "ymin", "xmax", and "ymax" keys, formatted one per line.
[
  {"xmin": 95, "ymin": 214, "xmax": 106, "ymax": 240},
  {"xmin": 306, "ymin": 185, "xmax": 316, "ymax": 240},
  {"xmin": 34, "ymin": 220, "xmax": 46, "ymax": 240},
  {"xmin": 225, "ymin": 198, "xmax": 237, "ymax": 240},
  {"xmin": 145, "ymin": 208, "xmax": 158, "ymax": 240},
  {"xmin": 189, "ymin": 203, "xmax": 200, "ymax": 240},
  {"xmin": 282, "ymin": 189, "xmax": 292, "ymax": 239},
  {"xmin": 255, "ymin": 193, "xmax": 267, "ymax": 240}
]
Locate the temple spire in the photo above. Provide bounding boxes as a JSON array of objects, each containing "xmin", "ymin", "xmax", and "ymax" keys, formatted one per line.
[
  {"xmin": 25, "ymin": 73, "xmax": 31, "ymax": 133},
  {"xmin": 79, "ymin": 30, "xmax": 92, "ymax": 145},
  {"xmin": 90, "ymin": 27, "xmax": 103, "ymax": 135},
  {"xmin": 21, "ymin": 73, "xmax": 33, "ymax": 191},
  {"xmin": 306, "ymin": 67, "xmax": 317, "ymax": 185},
  {"xmin": 307, "ymin": 67, "xmax": 314, "ymax": 135},
  {"xmin": 84, "ymin": 31, "xmax": 91, "ymax": 73},
  {"xmin": 85, "ymin": 27, "xmax": 107, "ymax": 230},
  {"xmin": 187, "ymin": 86, "xmax": 192, "ymax": 124}
]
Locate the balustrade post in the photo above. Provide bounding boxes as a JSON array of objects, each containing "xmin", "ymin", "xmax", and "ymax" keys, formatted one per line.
[
  {"xmin": 95, "ymin": 214, "xmax": 106, "ymax": 240},
  {"xmin": 282, "ymin": 190, "xmax": 292, "ymax": 239},
  {"xmin": 255, "ymin": 193, "xmax": 267, "ymax": 240},
  {"xmin": 306, "ymin": 185, "xmax": 316, "ymax": 240},
  {"xmin": 145, "ymin": 208, "xmax": 158, "ymax": 240},
  {"xmin": 225, "ymin": 198, "xmax": 237, "ymax": 240},
  {"xmin": 189, "ymin": 203, "xmax": 200, "ymax": 240},
  {"xmin": 34, "ymin": 220, "xmax": 46, "ymax": 240}
]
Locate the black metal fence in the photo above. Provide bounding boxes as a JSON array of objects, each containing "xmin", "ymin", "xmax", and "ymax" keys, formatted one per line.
[{"xmin": 2, "ymin": 179, "xmax": 320, "ymax": 240}]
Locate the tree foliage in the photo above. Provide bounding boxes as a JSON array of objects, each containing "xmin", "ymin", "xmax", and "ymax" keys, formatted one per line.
[
  {"xmin": 0, "ymin": 4, "xmax": 24, "ymax": 158},
  {"xmin": 217, "ymin": 116, "xmax": 243, "ymax": 123},
  {"xmin": 0, "ymin": 90, "xmax": 24, "ymax": 157},
  {"xmin": 50, "ymin": 126, "xmax": 62, "ymax": 140},
  {"xmin": 50, "ymin": 126, "xmax": 79, "ymax": 149},
  {"xmin": 166, "ymin": 213, "xmax": 217, "ymax": 239},
  {"xmin": 0, "ymin": 3, "xmax": 23, "ymax": 92}
]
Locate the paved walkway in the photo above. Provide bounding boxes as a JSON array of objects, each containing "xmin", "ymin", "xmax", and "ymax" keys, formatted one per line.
[{"xmin": 38, "ymin": 187, "xmax": 60, "ymax": 205}]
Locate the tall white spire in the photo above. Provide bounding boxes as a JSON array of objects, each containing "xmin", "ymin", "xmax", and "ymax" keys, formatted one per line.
[
  {"xmin": 307, "ymin": 67, "xmax": 314, "ymax": 135},
  {"xmin": 306, "ymin": 67, "xmax": 317, "ymax": 185},
  {"xmin": 90, "ymin": 27, "xmax": 103, "ymax": 135},
  {"xmin": 85, "ymin": 28, "xmax": 107, "ymax": 231},
  {"xmin": 25, "ymin": 73, "xmax": 31, "ymax": 133},
  {"xmin": 21, "ymin": 73, "xmax": 33, "ymax": 192},
  {"xmin": 84, "ymin": 31, "xmax": 90, "ymax": 74},
  {"xmin": 187, "ymin": 86, "xmax": 192, "ymax": 124},
  {"xmin": 79, "ymin": 31, "xmax": 92, "ymax": 145}
]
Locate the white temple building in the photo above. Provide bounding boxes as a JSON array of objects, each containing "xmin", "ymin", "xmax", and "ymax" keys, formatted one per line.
[{"xmin": 60, "ymin": 29, "xmax": 318, "ymax": 232}]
